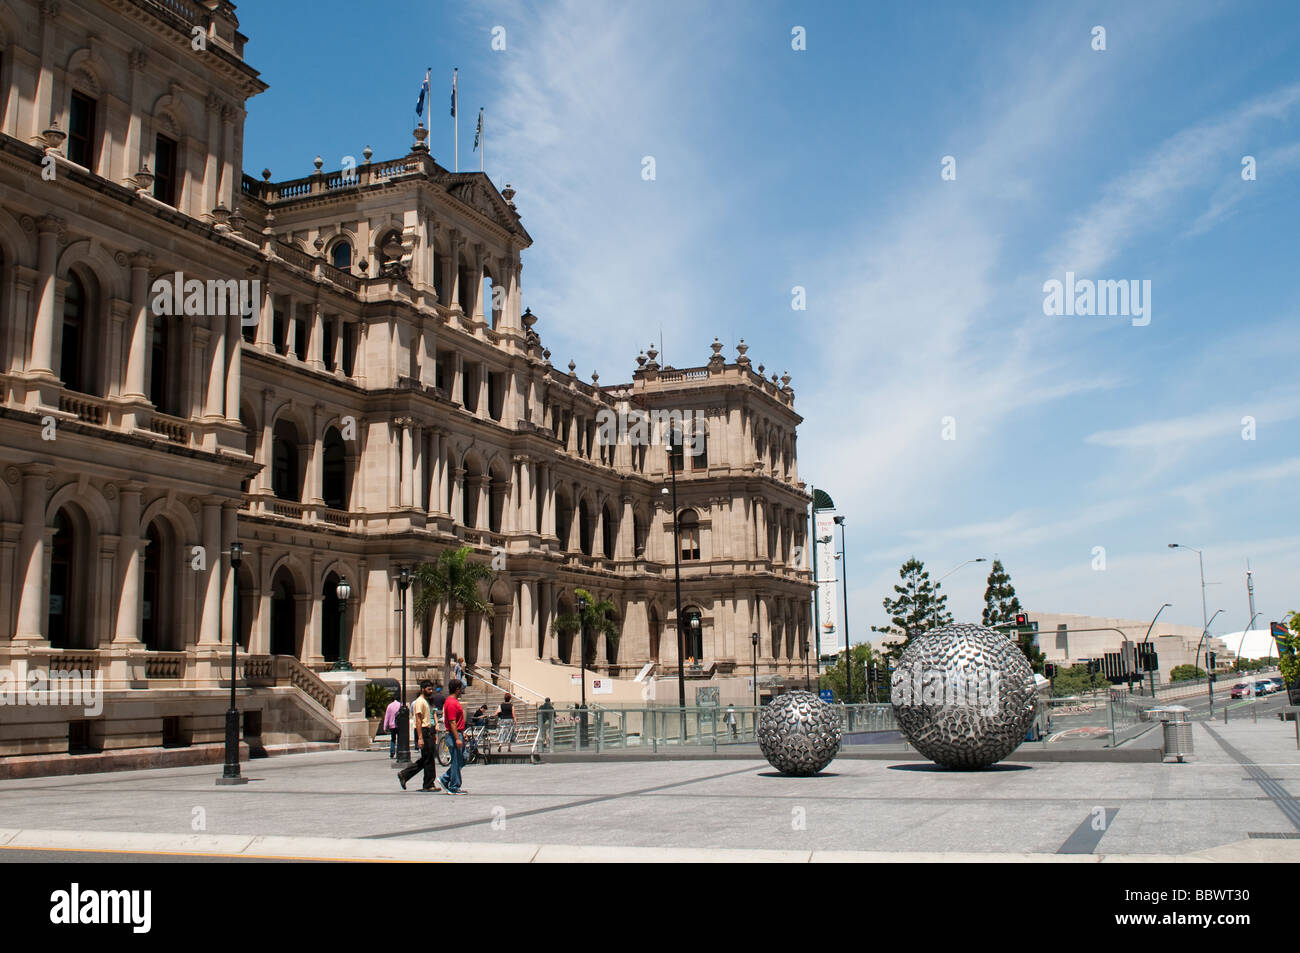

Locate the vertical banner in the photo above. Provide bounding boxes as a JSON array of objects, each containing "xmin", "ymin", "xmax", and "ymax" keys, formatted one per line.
[{"xmin": 815, "ymin": 511, "xmax": 838, "ymax": 649}]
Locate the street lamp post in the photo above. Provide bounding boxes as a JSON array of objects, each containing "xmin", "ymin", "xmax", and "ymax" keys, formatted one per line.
[
  {"xmin": 751, "ymin": 632, "xmax": 759, "ymax": 709},
  {"xmin": 577, "ymin": 592, "xmax": 588, "ymax": 747},
  {"xmin": 1168, "ymin": 544, "xmax": 1209, "ymax": 635},
  {"xmin": 662, "ymin": 433, "xmax": 686, "ymax": 740},
  {"xmin": 330, "ymin": 576, "xmax": 353, "ymax": 671},
  {"xmin": 834, "ymin": 516, "xmax": 851, "ymax": 702},
  {"xmin": 1194, "ymin": 608, "xmax": 1225, "ymax": 715},
  {"xmin": 394, "ymin": 566, "xmax": 411, "ymax": 766},
  {"xmin": 933, "ymin": 557, "xmax": 988, "ymax": 630},
  {"xmin": 1140, "ymin": 602, "xmax": 1171, "ymax": 697},
  {"xmin": 217, "ymin": 542, "xmax": 248, "ymax": 785},
  {"xmin": 803, "ymin": 638, "xmax": 811, "ymax": 690}
]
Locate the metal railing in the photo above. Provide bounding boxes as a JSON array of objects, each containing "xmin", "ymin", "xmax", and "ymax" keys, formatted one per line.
[{"xmin": 530, "ymin": 703, "xmax": 898, "ymax": 754}]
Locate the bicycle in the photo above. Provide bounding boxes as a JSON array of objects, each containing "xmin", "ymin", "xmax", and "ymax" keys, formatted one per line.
[{"xmin": 436, "ymin": 725, "xmax": 486, "ymax": 766}]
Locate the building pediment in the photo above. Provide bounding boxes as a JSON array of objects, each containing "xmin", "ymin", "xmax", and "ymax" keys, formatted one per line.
[{"xmin": 445, "ymin": 175, "xmax": 531, "ymax": 244}]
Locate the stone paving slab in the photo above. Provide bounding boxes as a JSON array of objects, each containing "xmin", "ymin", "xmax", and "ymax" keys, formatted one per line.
[{"xmin": 0, "ymin": 720, "xmax": 1297, "ymax": 860}]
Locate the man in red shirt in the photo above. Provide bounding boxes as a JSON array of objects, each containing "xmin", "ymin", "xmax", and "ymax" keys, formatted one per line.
[{"xmin": 439, "ymin": 678, "xmax": 468, "ymax": 795}]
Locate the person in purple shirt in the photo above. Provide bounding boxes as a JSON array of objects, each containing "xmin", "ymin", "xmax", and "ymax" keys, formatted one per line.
[{"xmin": 382, "ymin": 695, "xmax": 401, "ymax": 759}]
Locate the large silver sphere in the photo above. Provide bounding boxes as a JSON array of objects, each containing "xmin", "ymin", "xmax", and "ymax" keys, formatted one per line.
[
  {"xmin": 891, "ymin": 623, "xmax": 1037, "ymax": 769},
  {"xmin": 758, "ymin": 690, "xmax": 842, "ymax": 775}
]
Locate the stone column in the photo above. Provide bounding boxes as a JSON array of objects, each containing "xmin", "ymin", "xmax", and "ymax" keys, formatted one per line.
[
  {"xmin": 306, "ymin": 404, "xmax": 324, "ymax": 505},
  {"xmin": 123, "ymin": 253, "xmax": 151, "ymax": 402},
  {"xmin": 203, "ymin": 94, "xmax": 221, "ymax": 215},
  {"xmin": 113, "ymin": 483, "xmax": 144, "ymax": 645},
  {"xmin": 518, "ymin": 455, "xmax": 534, "ymax": 534},
  {"xmin": 14, "ymin": 466, "xmax": 51, "ymax": 643},
  {"xmin": 307, "ymin": 303, "xmax": 324, "ymax": 370},
  {"xmin": 257, "ymin": 388, "xmax": 275, "ymax": 494},
  {"xmin": 412, "ymin": 423, "xmax": 424, "ymax": 511},
  {"xmin": 28, "ymin": 217, "xmax": 60, "ymax": 379},
  {"xmin": 619, "ymin": 496, "xmax": 634, "ymax": 559},
  {"xmin": 592, "ymin": 499, "xmax": 606, "ymax": 558},
  {"xmin": 401, "ymin": 419, "xmax": 414, "ymax": 508},
  {"xmin": 451, "ymin": 467, "xmax": 465, "ymax": 525},
  {"xmin": 221, "ymin": 503, "xmax": 238, "ymax": 648},
  {"xmin": 197, "ymin": 499, "xmax": 223, "ymax": 645},
  {"xmin": 205, "ymin": 315, "xmax": 226, "ymax": 419},
  {"xmin": 225, "ymin": 308, "xmax": 241, "ymax": 424}
]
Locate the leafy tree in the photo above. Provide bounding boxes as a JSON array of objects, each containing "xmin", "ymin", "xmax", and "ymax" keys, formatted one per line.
[
  {"xmin": 819, "ymin": 643, "xmax": 880, "ymax": 703},
  {"xmin": 412, "ymin": 545, "xmax": 494, "ymax": 685},
  {"xmin": 1169, "ymin": 664, "xmax": 1206, "ymax": 682},
  {"xmin": 1050, "ymin": 663, "xmax": 1110, "ymax": 697},
  {"xmin": 981, "ymin": 559, "xmax": 1023, "ymax": 626},
  {"xmin": 552, "ymin": 588, "xmax": 620, "ymax": 669},
  {"xmin": 979, "ymin": 559, "xmax": 1044, "ymax": 673},
  {"xmin": 1233, "ymin": 657, "xmax": 1270, "ymax": 673},
  {"xmin": 872, "ymin": 557, "xmax": 952, "ymax": 661},
  {"xmin": 1278, "ymin": 611, "xmax": 1300, "ymax": 696}
]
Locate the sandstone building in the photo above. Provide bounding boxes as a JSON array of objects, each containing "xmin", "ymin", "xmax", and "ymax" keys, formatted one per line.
[{"xmin": 0, "ymin": 0, "xmax": 812, "ymax": 756}]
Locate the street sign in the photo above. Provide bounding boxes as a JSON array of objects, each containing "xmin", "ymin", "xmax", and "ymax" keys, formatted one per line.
[
  {"xmin": 819, "ymin": 689, "xmax": 834, "ymax": 703},
  {"xmin": 1273, "ymin": 622, "xmax": 1293, "ymax": 656}
]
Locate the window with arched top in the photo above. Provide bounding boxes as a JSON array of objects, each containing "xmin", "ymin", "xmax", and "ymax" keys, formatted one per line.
[
  {"xmin": 322, "ymin": 428, "xmax": 348, "ymax": 510},
  {"xmin": 60, "ymin": 272, "xmax": 88, "ymax": 393},
  {"xmin": 331, "ymin": 241, "xmax": 352, "ymax": 272},
  {"xmin": 272, "ymin": 419, "xmax": 302, "ymax": 501},
  {"xmin": 679, "ymin": 508, "xmax": 701, "ymax": 561}
]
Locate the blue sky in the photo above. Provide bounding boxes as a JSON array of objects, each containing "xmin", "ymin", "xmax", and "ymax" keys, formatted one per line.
[{"xmin": 238, "ymin": 0, "xmax": 1300, "ymax": 649}]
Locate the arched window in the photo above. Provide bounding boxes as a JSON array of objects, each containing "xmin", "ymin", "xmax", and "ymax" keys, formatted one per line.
[
  {"xmin": 682, "ymin": 607, "xmax": 704, "ymax": 660},
  {"xmin": 679, "ymin": 509, "xmax": 701, "ymax": 561},
  {"xmin": 270, "ymin": 569, "xmax": 297, "ymax": 656},
  {"xmin": 142, "ymin": 522, "xmax": 163, "ymax": 650},
  {"xmin": 322, "ymin": 428, "xmax": 347, "ymax": 510},
  {"xmin": 150, "ymin": 315, "xmax": 180, "ymax": 416},
  {"xmin": 578, "ymin": 499, "xmax": 593, "ymax": 556},
  {"xmin": 634, "ymin": 510, "xmax": 647, "ymax": 558},
  {"xmin": 601, "ymin": 504, "xmax": 616, "ymax": 559},
  {"xmin": 48, "ymin": 509, "xmax": 77, "ymax": 648},
  {"xmin": 322, "ymin": 572, "xmax": 343, "ymax": 663},
  {"xmin": 556, "ymin": 493, "xmax": 573, "ymax": 551},
  {"xmin": 272, "ymin": 420, "xmax": 302, "ymax": 501},
  {"xmin": 331, "ymin": 241, "xmax": 352, "ymax": 272},
  {"xmin": 60, "ymin": 273, "xmax": 87, "ymax": 393}
]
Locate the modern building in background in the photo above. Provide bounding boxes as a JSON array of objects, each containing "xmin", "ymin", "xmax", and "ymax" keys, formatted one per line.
[
  {"xmin": 1028, "ymin": 612, "xmax": 1232, "ymax": 684},
  {"xmin": 0, "ymin": 0, "xmax": 811, "ymax": 759}
]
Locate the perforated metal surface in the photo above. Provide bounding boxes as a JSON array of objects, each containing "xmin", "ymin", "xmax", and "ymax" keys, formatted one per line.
[{"xmin": 757, "ymin": 690, "xmax": 843, "ymax": 776}]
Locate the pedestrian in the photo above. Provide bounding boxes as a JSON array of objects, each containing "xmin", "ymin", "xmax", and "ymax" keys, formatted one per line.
[
  {"xmin": 452, "ymin": 656, "xmax": 464, "ymax": 684},
  {"xmin": 382, "ymin": 693, "xmax": 401, "ymax": 758},
  {"xmin": 538, "ymin": 697, "xmax": 554, "ymax": 750},
  {"xmin": 725, "ymin": 703, "xmax": 737, "ymax": 740},
  {"xmin": 439, "ymin": 678, "xmax": 469, "ymax": 795},
  {"xmin": 397, "ymin": 680, "xmax": 440, "ymax": 792},
  {"xmin": 460, "ymin": 656, "xmax": 473, "ymax": 687},
  {"xmin": 497, "ymin": 693, "xmax": 517, "ymax": 752}
]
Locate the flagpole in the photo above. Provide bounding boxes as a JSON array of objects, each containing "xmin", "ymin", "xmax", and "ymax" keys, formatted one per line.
[
  {"xmin": 481, "ymin": 110, "xmax": 484, "ymax": 173},
  {"xmin": 453, "ymin": 67, "xmax": 459, "ymax": 173}
]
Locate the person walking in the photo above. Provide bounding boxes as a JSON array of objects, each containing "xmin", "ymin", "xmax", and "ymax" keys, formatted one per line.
[
  {"xmin": 397, "ymin": 680, "xmax": 440, "ymax": 792},
  {"xmin": 725, "ymin": 703, "xmax": 738, "ymax": 740},
  {"xmin": 537, "ymin": 697, "xmax": 554, "ymax": 750},
  {"xmin": 497, "ymin": 693, "xmax": 517, "ymax": 752},
  {"xmin": 439, "ymin": 678, "xmax": 468, "ymax": 795},
  {"xmin": 452, "ymin": 656, "xmax": 464, "ymax": 684},
  {"xmin": 382, "ymin": 694, "xmax": 402, "ymax": 758}
]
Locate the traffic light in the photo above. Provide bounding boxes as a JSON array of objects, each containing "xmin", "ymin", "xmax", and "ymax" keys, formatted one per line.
[
  {"xmin": 1015, "ymin": 613, "xmax": 1028, "ymax": 627},
  {"xmin": 1045, "ymin": 663, "xmax": 1057, "ymax": 679}
]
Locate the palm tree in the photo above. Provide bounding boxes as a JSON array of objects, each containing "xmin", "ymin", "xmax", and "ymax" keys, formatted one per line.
[
  {"xmin": 412, "ymin": 545, "xmax": 494, "ymax": 685},
  {"xmin": 553, "ymin": 588, "xmax": 620, "ymax": 670}
]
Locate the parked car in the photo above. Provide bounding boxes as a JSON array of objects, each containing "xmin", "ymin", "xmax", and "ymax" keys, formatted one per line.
[{"xmin": 1230, "ymin": 681, "xmax": 1254, "ymax": 699}]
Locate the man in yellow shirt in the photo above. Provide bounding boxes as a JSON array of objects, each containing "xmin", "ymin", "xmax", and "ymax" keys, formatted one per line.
[{"xmin": 397, "ymin": 680, "xmax": 440, "ymax": 792}]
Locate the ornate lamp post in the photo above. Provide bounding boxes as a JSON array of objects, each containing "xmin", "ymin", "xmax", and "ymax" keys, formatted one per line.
[
  {"xmin": 330, "ymin": 576, "xmax": 353, "ymax": 671},
  {"xmin": 394, "ymin": 566, "xmax": 412, "ymax": 766},
  {"xmin": 833, "ymin": 516, "xmax": 852, "ymax": 703},
  {"xmin": 217, "ymin": 542, "xmax": 248, "ymax": 785},
  {"xmin": 751, "ymin": 632, "xmax": 759, "ymax": 708},
  {"xmin": 577, "ymin": 591, "xmax": 588, "ymax": 747},
  {"xmin": 803, "ymin": 638, "xmax": 811, "ymax": 690}
]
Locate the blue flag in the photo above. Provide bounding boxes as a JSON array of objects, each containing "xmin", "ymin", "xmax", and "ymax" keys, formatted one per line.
[
  {"xmin": 415, "ymin": 69, "xmax": 430, "ymax": 119},
  {"xmin": 451, "ymin": 68, "xmax": 458, "ymax": 117}
]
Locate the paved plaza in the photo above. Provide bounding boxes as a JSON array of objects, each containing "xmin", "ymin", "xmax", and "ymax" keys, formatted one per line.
[{"xmin": 3, "ymin": 719, "xmax": 1300, "ymax": 862}]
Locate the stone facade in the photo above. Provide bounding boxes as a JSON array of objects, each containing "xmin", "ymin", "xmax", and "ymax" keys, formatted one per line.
[{"xmin": 0, "ymin": 0, "xmax": 813, "ymax": 719}]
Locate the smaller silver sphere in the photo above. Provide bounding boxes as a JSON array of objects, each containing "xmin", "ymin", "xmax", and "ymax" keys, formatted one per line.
[{"xmin": 758, "ymin": 690, "xmax": 842, "ymax": 775}]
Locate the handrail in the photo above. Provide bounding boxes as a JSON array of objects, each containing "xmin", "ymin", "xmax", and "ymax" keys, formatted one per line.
[{"xmin": 463, "ymin": 663, "xmax": 548, "ymax": 704}]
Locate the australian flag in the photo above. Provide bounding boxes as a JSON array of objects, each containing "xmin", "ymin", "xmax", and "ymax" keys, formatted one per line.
[{"xmin": 415, "ymin": 69, "xmax": 430, "ymax": 120}]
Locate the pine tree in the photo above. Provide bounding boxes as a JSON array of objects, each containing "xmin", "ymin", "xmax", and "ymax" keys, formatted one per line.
[
  {"xmin": 981, "ymin": 559, "xmax": 1022, "ymax": 627},
  {"xmin": 872, "ymin": 557, "xmax": 952, "ymax": 661},
  {"xmin": 980, "ymin": 559, "xmax": 1044, "ymax": 672}
]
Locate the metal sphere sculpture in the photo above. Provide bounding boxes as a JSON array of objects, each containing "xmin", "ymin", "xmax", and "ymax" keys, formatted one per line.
[
  {"xmin": 758, "ymin": 690, "xmax": 842, "ymax": 775},
  {"xmin": 891, "ymin": 622, "xmax": 1037, "ymax": 769}
]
